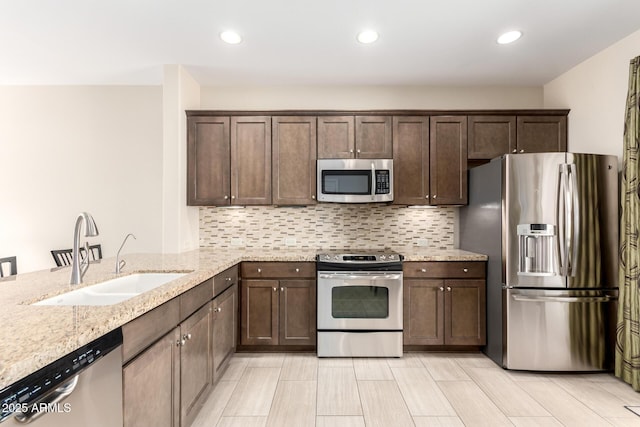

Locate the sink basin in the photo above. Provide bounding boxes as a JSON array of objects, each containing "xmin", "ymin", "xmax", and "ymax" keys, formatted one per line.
[{"xmin": 33, "ymin": 273, "xmax": 187, "ymax": 306}]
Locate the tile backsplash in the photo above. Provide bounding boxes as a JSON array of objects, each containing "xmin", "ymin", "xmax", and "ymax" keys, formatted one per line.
[{"xmin": 200, "ymin": 205, "xmax": 456, "ymax": 250}]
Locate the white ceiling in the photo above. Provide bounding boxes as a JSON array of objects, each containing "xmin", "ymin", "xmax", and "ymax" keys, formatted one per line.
[{"xmin": 2, "ymin": 0, "xmax": 640, "ymax": 86}]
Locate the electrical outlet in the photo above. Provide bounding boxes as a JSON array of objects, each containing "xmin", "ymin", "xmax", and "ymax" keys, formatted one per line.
[
  {"xmin": 230, "ymin": 237, "xmax": 244, "ymax": 247},
  {"xmin": 284, "ymin": 237, "xmax": 297, "ymax": 246},
  {"xmin": 417, "ymin": 238, "xmax": 430, "ymax": 247}
]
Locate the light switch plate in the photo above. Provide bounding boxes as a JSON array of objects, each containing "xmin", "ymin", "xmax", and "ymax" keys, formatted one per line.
[
  {"xmin": 230, "ymin": 238, "xmax": 244, "ymax": 247},
  {"xmin": 417, "ymin": 238, "xmax": 430, "ymax": 247},
  {"xmin": 284, "ymin": 237, "xmax": 297, "ymax": 246}
]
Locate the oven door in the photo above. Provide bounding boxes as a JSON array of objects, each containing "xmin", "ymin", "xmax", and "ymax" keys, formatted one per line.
[{"xmin": 317, "ymin": 271, "xmax": 403, "ymax": 330}]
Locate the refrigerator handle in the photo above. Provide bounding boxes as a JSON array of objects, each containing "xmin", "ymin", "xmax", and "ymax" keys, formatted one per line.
[
  {"xmin": 567, "ymin": 163, "xmax": 580, "ymax": 277},
  {"xmin": 557, "ymin": 164, "xmax": 569, "ymax": 276}
]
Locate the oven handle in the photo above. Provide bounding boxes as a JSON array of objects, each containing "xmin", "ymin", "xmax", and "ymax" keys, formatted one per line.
[{"xmin": 318, "ymin": 273, "xmax": 402, "ymax": 281}]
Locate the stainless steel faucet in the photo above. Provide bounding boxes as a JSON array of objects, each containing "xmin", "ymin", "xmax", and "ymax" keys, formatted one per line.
[
  {"xmin": 70, "ymin": 212, "xmax": 99, "ymax": 285},
  {"xmin": 116, "ymin": 233, "xmax": 136, "ymax": 274}
]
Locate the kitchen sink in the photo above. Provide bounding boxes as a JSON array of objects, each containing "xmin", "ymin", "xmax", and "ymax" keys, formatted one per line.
[{"xmin": 33, "ymin": 273, "xmax": 188, "ymax": 306}]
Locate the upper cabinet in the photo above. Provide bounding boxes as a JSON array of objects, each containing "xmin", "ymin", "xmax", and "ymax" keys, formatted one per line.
[
  {"xmin": 272, "ymin": 116, "xmax": 317, "ymax": 205},
  {"xmin": 187, "ymin": 115, "xmax": 271, "ymax": 206},
  {"xmin": 468, "ymin": 113, "xmax": 568, "ymax": 161},
  {"xmin": 392, "ymin": 116, "xmax": 430, "ymax": 205},
  {"xmin": 318, "ymin": 115, "xmax": 392, "ymax": 158},
  {"xmin": 430, "ymin": 116, "xmax": 468, "ymax": 205}
]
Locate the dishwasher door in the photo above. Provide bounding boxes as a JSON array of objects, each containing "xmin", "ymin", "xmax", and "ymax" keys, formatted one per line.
[
  {"xmin": 2, "ymin": 328, "xmax": 123, "ymax": 427},
  {"xmin": 504, "ymin": 288, "xmax": 618, "ymax": 371}
]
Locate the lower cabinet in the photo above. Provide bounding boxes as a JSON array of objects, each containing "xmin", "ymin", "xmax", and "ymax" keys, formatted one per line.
[
  {"xmin": 403, "ymin": 261, "xmax": 486, "ymax": 346},
  {"xmin": 212, "ymin": 283, "xmax": 237, "ymax": 382},
  {"xmin": 240, "ymin": 262, "xmax": 316, "ymax": 348}
]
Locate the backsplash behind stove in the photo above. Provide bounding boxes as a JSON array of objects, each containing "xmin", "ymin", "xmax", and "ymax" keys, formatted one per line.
[{"xmin": 200, "ymin": 205, "xmax": 456, "ymax": 250}]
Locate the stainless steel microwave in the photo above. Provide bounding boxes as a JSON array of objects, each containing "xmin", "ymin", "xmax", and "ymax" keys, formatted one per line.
[{"xmin": 317, "ymin": 159, "xmax": 393, "ymax": 203}]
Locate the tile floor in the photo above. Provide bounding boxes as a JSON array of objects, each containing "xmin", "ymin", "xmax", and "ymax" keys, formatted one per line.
[{"xmin": 191, "ymin": 352, "xmax": 640, "ymax": 427}]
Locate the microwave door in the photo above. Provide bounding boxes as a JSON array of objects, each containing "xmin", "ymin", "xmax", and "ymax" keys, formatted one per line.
[{"xmin": 371, "ymin": 162, "xmax": 376, "ymax": 198}]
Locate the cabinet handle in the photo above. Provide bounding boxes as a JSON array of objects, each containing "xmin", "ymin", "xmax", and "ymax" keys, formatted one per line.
[
  {"xmin": 432, "ymin": 195, "xmax": 437, "ymax": 199},
  {"xmin": 357, "ymin": 149, "xmax": 361, "ymax": 154},
  {"xmin": 183, "ymin": 333, "xmax": 192, "ymax": 341},
  {"xmin": 176, "ymin": 339, "xmax": 182, "ymax": 347},
  {"xmin": 463, "ymin": 268, "xmax": 468, "ymax": 273},
  {"xmin": 257, "ymin": 268, "xmax": 262, "ymax": 273},
  {"xmin": 520, "ymin": 149, "xmax": 525, "ymax": 153},
  {"xmin": 349, "ymin": 149, "xmax": 354, "ymax": 153},
  {"xmin": 312, "ymin": 195, "xmax": 316, "ymax": 200},
  {"xmin": 421, "ymin": 268, "xmax": 427, "ymax": 273},
  {"xmin": 439, "ymin": 287, "xmax": 444, "ymax": 291},
  {"xmin": 425, "ymin": 195, "xmax": 429, "ymax": 199},
  {"xmin": 231, "ymin": 195, "xmax": 236, "ymax": 200},
  {"xmin": 273, "ymin": 287, "xmax": 277, "ymax": 291},
  {"xmin": 224, "ymin": 195, "xmax": 229, "ymax": 200},
  {"xmin": 179, "ymin": 339, "xmax": 186, "ymax": 346},
  {"xmin": 226, "ymin": 277, "xmax": 232, "ymax": 281},
  {"xmin": 280, "ymin": 287, "xmax": 284, "ymax": 292},
  {"xmin": 295, "ymin": 268, "xmax": 300, "ymax": 273},
  {"xmin": 447, "ymin": 286, "xmax": 452, "ymax": 291},
  {"xmin": 512, "ymin": 149, "xmax": 517, "ymax": 153}
]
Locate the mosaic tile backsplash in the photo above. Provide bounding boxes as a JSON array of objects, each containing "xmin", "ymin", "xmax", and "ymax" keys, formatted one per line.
[{"xmin": 200, "ymin": 205, "xmax": 456, "ymax": 250}]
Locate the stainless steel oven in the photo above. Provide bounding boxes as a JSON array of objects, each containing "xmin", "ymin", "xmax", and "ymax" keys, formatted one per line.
[
  {"xmin": 317, "ymin": 159, "xmax": 393, "ymax": 203},
  {"xmin": 317, "ymin": 252, "xmax": 403, "ymax": 357}
]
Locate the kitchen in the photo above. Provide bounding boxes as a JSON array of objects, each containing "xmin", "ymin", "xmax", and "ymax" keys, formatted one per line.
[{"xmin": 2, "ymin": 1, "xmax": 640, "ymax": 426}]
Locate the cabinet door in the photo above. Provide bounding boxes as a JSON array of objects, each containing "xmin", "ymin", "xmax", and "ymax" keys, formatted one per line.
[
  {"xmin": 279, "ymin": 279, "xmax": 316, "ymax": 346},
  {"xmin": 180, "ymin": 304, "xmax": 212, "ymax": 427},
  {"xmin": 272, "ymin": 116, "xmax": 317, "ymax": 205},
  {"xmin": 123, "ymin": 327, "xmax": 180, "ymax": 427},
  {"xmin": 187, "ymin": 116, "xmax": 231, "ymax": 206},
  {"xmin": 468, "ymin": 115, "xmax": 516, "ymax": 159},
  {"xmin": 516, "ymin": 115, "xmax": 567, "ymax": 153},
  {"xmin": 429, "ymin": 116, "xmax": 468, "ymax": 205},
  {"xmin": 355, "ymin": 116, "xmax": 392, "ymax": 158},
  {"xmin": 231, "ymin": 116, "xmax": 272, "ymax": 205},
  {"xmin": 444, "ymin": 280, "xmax": 486, "ymax": 345},
  {"xmin": 241, "ymin": 279, "xmax": 279, "ymax": 345},
  {"xmin": 317, "ymin": 116, "xmax": 355, "ymax": 158},
  {"xmin": 403, "ymin": 279, "xmax": 444, "ymax": 345},
  {"xmin": 212, "ymin": 284, "xmax": 237, "ymax": 383},
  {"xmin": 392, "ymin": 116, "xmax": 429, "ymax": 205}
]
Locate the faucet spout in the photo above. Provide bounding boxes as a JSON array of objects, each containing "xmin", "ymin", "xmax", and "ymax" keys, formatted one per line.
[
  {"xmin": 70, "ymin": 212, "xmax": 99, "ymax": 285},
  {"xmin": 116, "ymin": 233, "xmax": 136, "ymax": 274}
]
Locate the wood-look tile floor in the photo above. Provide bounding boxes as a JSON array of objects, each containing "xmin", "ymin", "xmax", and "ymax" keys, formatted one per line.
[{"xmin": 191, "ymin": 352, "xmax": 640, "ymax": 427}]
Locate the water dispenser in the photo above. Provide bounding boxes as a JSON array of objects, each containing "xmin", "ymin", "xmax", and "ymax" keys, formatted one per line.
[{"xmin": 517, "ymin": 224, "xmax": 557, "ymax": 276}]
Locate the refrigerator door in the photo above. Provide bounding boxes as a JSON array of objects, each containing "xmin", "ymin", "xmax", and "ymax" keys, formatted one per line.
[
  {"xmin": 505, "ymin": 153, "xmax": 566, "ymax": 287},
  {"xmin": 565, "ymin": 153, "xmax": 618, "ymax": 289},
  {"xmin": 504, "ymin": 288, "xmax": 617, "ymax": 371}
]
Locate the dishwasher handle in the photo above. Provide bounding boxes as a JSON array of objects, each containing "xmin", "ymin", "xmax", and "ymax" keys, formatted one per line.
[
  {"xmin": 512, "ymin": 295, "xmax": 616, "ymax": 303},
  {"xmin": 13, "ymin": 376, "xmax": 79, "ymax": 424}
]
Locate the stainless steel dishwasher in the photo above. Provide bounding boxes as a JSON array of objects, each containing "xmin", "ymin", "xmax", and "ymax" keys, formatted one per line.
[{"xmin": 1, "ymin": 329, "xmax": 123, "ymax": 426}]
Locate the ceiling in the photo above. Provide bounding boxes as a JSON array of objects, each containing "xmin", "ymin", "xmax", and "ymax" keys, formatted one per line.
[{"xmin": 2, "ymin": 0, "xmax": 640, "ymax": 86}]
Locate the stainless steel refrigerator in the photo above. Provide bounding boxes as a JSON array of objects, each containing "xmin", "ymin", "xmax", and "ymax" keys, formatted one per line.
[{"xmin": 460, "ymin": 153, "xmax": 618, "ymax": 371}]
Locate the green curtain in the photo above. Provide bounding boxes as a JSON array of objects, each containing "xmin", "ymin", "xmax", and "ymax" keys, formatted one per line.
[{"xmin": 616, "ymin": 55, "xmax": 640, "ymax": 390}]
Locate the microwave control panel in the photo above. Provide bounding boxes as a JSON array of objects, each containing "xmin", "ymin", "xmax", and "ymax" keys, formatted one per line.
[{"xmin": 375, "ymin": 171, "xmax": 390, "ymax": 194}]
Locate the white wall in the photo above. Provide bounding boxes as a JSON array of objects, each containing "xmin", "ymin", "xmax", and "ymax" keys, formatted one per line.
[
  {"xmin": 0, "ymin": 86, "xmax": 163, "ymax": 273},
  {"xmin": 544, "ymin": 29, "xmax": 640, "ymax": 162},
  {"xmin": 162, "ymin": 65, "xmax": 200, "ymax": 254},
  {"xmin": 200, "ymin": 85, "xmax": 543, "ymax": 110}
]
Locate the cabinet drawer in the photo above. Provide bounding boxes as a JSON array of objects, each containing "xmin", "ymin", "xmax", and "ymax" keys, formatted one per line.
[
  {"xmin": 122, "ymin": 297, "xmax": 180, "ymax": 363},
  {"xmin": 214, "ymin": 264, "xmax": 238, "ymax": 297},
  {"xmin": 241, "ymin": 262, "xmax": 315, "ymax": 279},
  {"xmin": 404, "ymin": 261, "xmax": 485, "ymax": 278},
  {"xmin": 180, "ymin": 279, "xmax": 213, "ymax": 322}
]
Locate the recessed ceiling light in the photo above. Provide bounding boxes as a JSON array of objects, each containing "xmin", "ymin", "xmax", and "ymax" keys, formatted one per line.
[
  {"xmin": 497, "ymin": 30, "xmax": 522, "ymax": 45},
  {"xmin": 220, "ymin": 30, "xmax": 242, "ymax": 45},
  {"xmin": 357, "ymin": 30, "xmax": 379, "ymax": 44}
]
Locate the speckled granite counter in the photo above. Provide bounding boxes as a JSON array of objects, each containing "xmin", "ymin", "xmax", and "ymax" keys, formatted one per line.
[{"xmin": 0, "ymin": 247, "xmax": 485, "ymax": 389}]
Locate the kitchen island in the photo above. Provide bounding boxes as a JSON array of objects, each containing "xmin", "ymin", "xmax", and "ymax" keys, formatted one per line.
[{"xmin": 0, "ymin": 247, "xmax": 486, "ymax": 390}]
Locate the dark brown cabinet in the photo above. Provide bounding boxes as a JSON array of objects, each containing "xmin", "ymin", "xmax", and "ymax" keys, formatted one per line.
[
  {"xmin": 272, "ymin": 116, "xmax": 317, "ymax": 205},
  {"xmin": 468, "ymin": 114, "xmax": 567, "ymax": 161},
  {"xmin": 392, "ymin": 116, "xmax": 430, "ymax": 205},
  {"xmin": 517, "ymin": 115, "xmax": 567, "ymax": 153},
  {"xmin": 123, "ymin": 327, "xmax": 180, "ymax": 427},
  {"xmin": 468, "ymin": 115, "xmax": 516, "ymax": 160},
  {"xmin": 239, "ymin": 262, "xmax": 316, "ymax": 348},
  {"xmin": 212, "ymin": 283, "xmax": 237, "ymax": 382},
  {"xmin": 187, "ymin": 115, "xmax": 271, "ymax": 206},
  {"xmin": 403, "ymin": 261, "xmax": 486, "ymax": 347},
  {"xmin": 231, "ymin": 116, "xmax": 272, "ymax": 205},
  {"xmin": 429, "ymin": 116, "xmax": 468, "ymax": 205},
  {"xmin": 318, "ymin": 115, "xmax": 391, "ymax": 159},
  {"xmin": 187, "ymin": 116, "xmax": 230, "ymax": 205}
]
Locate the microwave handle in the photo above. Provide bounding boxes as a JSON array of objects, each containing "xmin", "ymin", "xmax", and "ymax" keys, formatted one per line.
[{"xmin": 371, "ymin": 162, "xmax": 376, "ymax": 197}]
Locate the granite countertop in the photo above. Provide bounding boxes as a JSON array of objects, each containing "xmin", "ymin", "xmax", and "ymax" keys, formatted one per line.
[{"xmin": 0, "ymin": 247, "xmax": 486, "ymax": 389}]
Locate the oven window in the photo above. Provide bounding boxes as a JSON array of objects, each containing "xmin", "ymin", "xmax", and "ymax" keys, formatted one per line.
[
  {"xmin": 331, "ymin": 286, "xmax": 389, "ymax": 318},
  {"xmin": 322, "ymin": 170, "xmax": 371, "ymax": 195}
]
